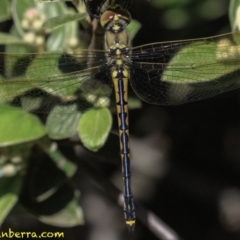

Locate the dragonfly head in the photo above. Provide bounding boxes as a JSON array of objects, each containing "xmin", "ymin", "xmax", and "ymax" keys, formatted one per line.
[{"xmin": 100, "ymin": 8, "xmax": 131, "ymax": 32}]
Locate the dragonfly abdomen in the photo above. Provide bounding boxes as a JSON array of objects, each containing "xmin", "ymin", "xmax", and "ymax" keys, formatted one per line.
[{"xmin": 112, "ymin": 67, "xmax": 136, "ymax": 230}]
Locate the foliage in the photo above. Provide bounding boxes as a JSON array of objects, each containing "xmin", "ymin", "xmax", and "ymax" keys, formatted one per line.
[
  {"xmin": 0, "ymin": 0, "xmax": 238, "ymax": 236},
  {"xmin": 0, "ymin": 0, "xmax": 142, "ymax": 228}
]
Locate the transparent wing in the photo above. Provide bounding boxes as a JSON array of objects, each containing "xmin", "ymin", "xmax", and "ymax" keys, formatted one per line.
[
  {"xmin": 84, "ymin": 0, "xmax": 132, "ymax": 17},
  {"xmin": 129, "ymin": 32, "xmax": 240, "ymax": 105},
  {"xmin": 114, "ymin": 0, "xmax": 132, "ymax": 9},
  {"xmin": 0, "ymin": 49, "xmax": 112, "ymax": 114}
]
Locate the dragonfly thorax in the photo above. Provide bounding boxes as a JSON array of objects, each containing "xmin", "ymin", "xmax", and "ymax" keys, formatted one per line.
[{"xmin": 106, "ymin": 44, "xmax": 131, "ymax": 68}]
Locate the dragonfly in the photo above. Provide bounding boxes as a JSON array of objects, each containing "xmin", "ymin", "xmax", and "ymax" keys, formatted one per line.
[{"xmin": 1, "ymin": 0, "xmax": 240, "ymax": 232}]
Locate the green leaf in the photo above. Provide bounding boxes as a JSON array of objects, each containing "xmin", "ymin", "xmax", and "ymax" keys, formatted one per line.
[
  {"xmin": 46, "ymin": 104, "xmax": 81, "ymax": 139},
  {"xmin": 21, "ymin": 97, "xmax": 44, "ymax": 112},
  {"xmin": 78, "ymin": 107, "xmax": 112, "ymax": 151},
  {"xmin": 21, "ymin": 165, "xmax": 84, "ymax": 228},
  {"xmin": 12, "ymin": 0, "xmax": 36, "ymax": 37},
  {"xmin": 38, "ymin": 190, "xmax": 84, "ymax": 227},
  {"xmin": 65, "ymin": 9, "xmax": 81, "ymax": 48},
  {"xmin": 21, "ymin": 146, "xmax": 72, "ymax": 199},
  {"xmin": 5, "ymin": 26, "xmax": 35, "ymax": 77},
  {"xmin": 0, "ymin": 175, "xmax": 23, "ymax": 225},
  {"xmin": 0, "ymin": 78, "xmax": 38, "ymax": 106},
  {"xmin": 229, "ymin": 0, "xmax": 240, "ymax": 31},
  {"xmin": 94, "ymin": 132, "xmax": 120, "ymax": 164},
  {"xmin": 19, "ymin": 150, "xmax": 78, "ymax": 227},
  {"xmin": 35, "ymin": 0, "xmax": 72, "ymax": 2},
  {"xmin": 127, "ymin": 19, "xmax": 141, "ymax": 41},
  {"xmin": 37, "ymin": 138, "xmax": 77, "ymax": 178},
  {"xmin": 25, "ymin": 54, "xmax": 80, "ymax": 96},
  {"xmin": 35, "ymin": 1, "xmax": 71, "ymax": 51},
  {"xmin": 162, "ymin": 40, "xmax": 240, "ymax": 84},
  {"xmin": 12, "ymin": 0, "xmax": 72, "ymax": 51},
  {"xmin": 0, "ymin": 107, "xmax": 46, "ymax": 146},
  {"xmin": 128, "ymin": 96, "xmax": 142, "ymax": 110},
  {"xmin": 0, "ymin": 32, "xmax": 31, "ymax": 45},
  {"xmin": 0, "ymin": 0, "xmax": 11, "ymax": 22},
  {"xmin": 43, "ymin": 13, "xmax": 86, "ymax": 31},
  {"xmin": 46, "ymin": 147, "xmax": 77, "ymax": 178}
]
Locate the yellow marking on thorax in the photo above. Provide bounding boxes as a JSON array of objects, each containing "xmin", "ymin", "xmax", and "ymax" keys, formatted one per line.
[
  {"xmin": 115, "ymin": 48, "xmax": 121, "ymax": 56},
  {"xmin": 116, "ymin": 59, "xmax": 123, "ymax": 66}
]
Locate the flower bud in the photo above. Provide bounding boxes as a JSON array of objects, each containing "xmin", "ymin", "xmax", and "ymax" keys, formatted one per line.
[
  {"xmin": 23, "ymin": 32, "xmax": 35, "ymax": 44},
  {"xmin": 32, "ymin": 19, "xmax": 43, "ymax": 32},
  {"xmin": 2, "ymin": 164, "xmax": 17, "ymax": 177},
  {"xmin": 95, "ymin": 97, "xmax": 110, "ymax": 108},
  {"xmin": 68, "ymin": 37, "xmax": 79, "ymax": 49},
  {"xmin": 21, "ymin": 19, "xmax": 30, "ymax": 30},
  {"xmin": 24, "ymin": 8, "xmax": 39, "ymax": 21},
  {"xmin": 85, "ymin": 93, "xmax": 97, "ymax": 103},
  {"xmin": 11, "ymin": 156, "xmax": 22, "ymax": 163},
  {"xmin": 39, "ymin": 14, "xmax": 46, "ymax": 23},
  {"xmin": 35, "ymin": 35, "xmax": 45, "ymax": 46}
]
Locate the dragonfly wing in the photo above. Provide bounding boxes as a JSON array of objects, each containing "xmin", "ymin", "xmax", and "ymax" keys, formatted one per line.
[
  {"xmin": 84, "ymin": 0, "xmax": 132, "ymax": 17},
  {"xmin": 130, "ymin": 32, "xmax": 240, "ymax": 105},
  {"xmin": 0, "ymin": 50, "xmax": 112, "ymax": 114}
]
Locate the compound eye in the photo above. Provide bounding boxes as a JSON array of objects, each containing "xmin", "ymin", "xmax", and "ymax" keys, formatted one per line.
[
  {"xmin": 100, "ymin": 10, "xmax": 115, "ymax": 27},
  {"xmin": 115, "ymin": 9, "xmax": 131, "ymax": 23},
  {"xmin": 100, "ymin": 9, "xmax": 132, "ymax": 28}
]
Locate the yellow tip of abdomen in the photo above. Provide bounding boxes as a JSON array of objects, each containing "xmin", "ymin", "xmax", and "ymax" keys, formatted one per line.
[{"xmin": 126, "ymin": 220, "xmax": 136, "ymax": 233}]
